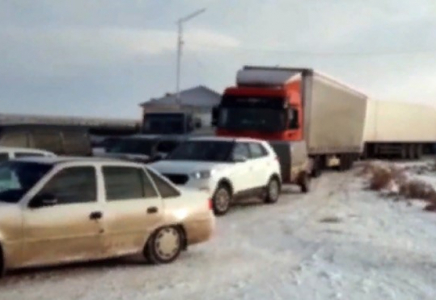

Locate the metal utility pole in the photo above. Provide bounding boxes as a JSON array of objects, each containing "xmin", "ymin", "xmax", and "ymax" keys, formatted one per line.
[{"xmin": 176, "ymin": 8, "xmax": 206, "ymax": 106}]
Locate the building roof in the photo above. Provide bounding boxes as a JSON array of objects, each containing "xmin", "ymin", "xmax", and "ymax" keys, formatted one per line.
[{"xmin": 140, "ymin": 85, "xmax": 221, "ymax": 108}]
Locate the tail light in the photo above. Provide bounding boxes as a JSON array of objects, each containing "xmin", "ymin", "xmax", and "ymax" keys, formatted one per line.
[{"xmin": 208, "ymin": 199, "xmax": 213, "ymax": 210}]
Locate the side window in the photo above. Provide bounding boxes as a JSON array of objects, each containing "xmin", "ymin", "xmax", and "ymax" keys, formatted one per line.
[
  {"xmin": 0, "ymin": 153, "xmax": 9, "ymax": 162},
  {"xmin": 15, "ymin": 152, "xmax": 45, "ymax": 158},
  {"xmin": 147, "ymin": 168, "xmax": 181, "ymax": 198},
  {"xmin": 102, "ymin": 166, "xmax": 158, "ymax": 201},
  {"xmin": 38, "ymin": 166, "xmax": 97, "ymax": 205},
  {"xmin": 232, "ymin": 142, "xmax": 250, "ymax": 160},
  {"xmin": 248, "ymin": 143, "xmax": 268, "ymax": 159}
]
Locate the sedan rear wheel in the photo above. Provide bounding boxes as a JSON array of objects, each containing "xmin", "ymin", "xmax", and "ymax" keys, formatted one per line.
[{"xmin": 144, "ymin": 226, "xmax": 183, "ymax": 264}]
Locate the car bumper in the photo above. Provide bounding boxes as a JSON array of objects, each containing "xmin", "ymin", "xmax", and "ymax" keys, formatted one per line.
[{"xmin": 184, "ymin": 212, "xmax": 216, "ymax": 245}]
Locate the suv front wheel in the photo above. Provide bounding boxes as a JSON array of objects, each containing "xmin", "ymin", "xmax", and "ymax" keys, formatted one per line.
[{"xmin": 212, "ymin": 184, "xmax": 232, "ymax": 216}]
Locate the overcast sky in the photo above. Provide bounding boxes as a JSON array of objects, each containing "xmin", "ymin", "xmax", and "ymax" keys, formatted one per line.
[{"xmin": 1, "ymin": 0, "xmax": 436, "ymax": 118}]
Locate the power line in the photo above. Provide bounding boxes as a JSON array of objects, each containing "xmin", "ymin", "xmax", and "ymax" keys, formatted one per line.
[{"xmin": 187, "ymin": 42, "xmax": 436, "ymax": 57}]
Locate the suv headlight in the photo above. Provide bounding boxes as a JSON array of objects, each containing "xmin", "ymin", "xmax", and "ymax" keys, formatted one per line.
[{"xmin": 191, "ymin": 170, "xmax": 214, "ymax": 179}]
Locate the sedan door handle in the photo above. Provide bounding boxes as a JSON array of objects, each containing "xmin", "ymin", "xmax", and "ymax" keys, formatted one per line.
[
  {"xmin": 147, "ymin": 207, "xmax": 158, "ymax": 214},
  {"xmin": 90, "ymin": 211, "xmax": 103, "ymax": 220}
]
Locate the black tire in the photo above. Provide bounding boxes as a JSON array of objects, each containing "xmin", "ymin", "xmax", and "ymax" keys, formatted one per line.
[
  {"xmin": 311, "ymin": 157, "xmax": 322, "ymax": 178},
  {"xmin": 212, "ymin": 184, "xmax": 232, "ymax": 216},
  {"xmin": 339, "ymin": 155, "xmax": 349, "ymax": 171},
  {"xmin": 263, "ymin": 176, "xmax": 281, "ymax": 204},
  {"xmin": 416, "ymin": 144, "xmax": 423, "ymax": 159},
  {"xmin": 144, "ymin": 226, "xmax": 183, "ymax": 264},
  {"xmin": 299, "ymin": 172, "xmax": 310, "ymax": 193}
]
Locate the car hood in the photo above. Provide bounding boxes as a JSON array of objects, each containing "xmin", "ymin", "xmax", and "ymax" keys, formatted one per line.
[{"xmin": 149, "ymin": 160, "xmax": 232, "ymax": 174}]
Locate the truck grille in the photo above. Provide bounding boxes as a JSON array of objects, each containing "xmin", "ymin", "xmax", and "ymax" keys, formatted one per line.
[{"xmin": 163, "ymin": 173, "xmax": 189, "ymax": 185}]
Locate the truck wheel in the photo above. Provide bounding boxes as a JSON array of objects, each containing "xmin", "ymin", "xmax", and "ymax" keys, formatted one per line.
[
  {"xmin": 310, "ymin": 157, "xmax": 322, "ymax": 178},
  {"xmin": 212, "ymin": 184, "xmax": 232, "ymax": 216},
  {"xmin": 264, "ymin": 176, "xmax": 281, "ymax": 204},
  {"xmin": 400, "ymin": 145, "xmax": 407, "ymax": 160},
  {"xmin": 144, "ymin": 226, "xmax": 183, "ymax": 264},
  {"xmin": 416, "ymin": 144, "xmax": 423, "ymax": 159},
  {"xmin": 299, "ymin": 172, "xmax": 310, "ymax": 193}
]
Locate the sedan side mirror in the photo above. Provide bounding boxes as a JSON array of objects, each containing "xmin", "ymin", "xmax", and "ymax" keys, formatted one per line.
[{"xmin": 30, "ymin": 193, "xmax": 58, "ymax": 208}]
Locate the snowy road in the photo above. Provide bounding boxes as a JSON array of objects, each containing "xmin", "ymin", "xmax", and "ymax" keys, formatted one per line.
[{"xmin": 1, "ymin": 171, "xmax": 436, "ymax": 300}]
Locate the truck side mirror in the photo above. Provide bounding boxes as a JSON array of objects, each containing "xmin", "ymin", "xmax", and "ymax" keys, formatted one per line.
[{"xmin": 211, "ymin": 106, "xmax": 219, "ymax": 127}]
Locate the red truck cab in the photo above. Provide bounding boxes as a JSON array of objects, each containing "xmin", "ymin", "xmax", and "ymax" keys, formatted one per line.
[{"xmin": 213, "ymin": 75, "xmax": 303, "ymax": 142}]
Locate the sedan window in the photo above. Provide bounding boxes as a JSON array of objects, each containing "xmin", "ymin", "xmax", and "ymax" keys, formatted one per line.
[
  {"xmin": 15, "ymin": 152, "xmax": 45, "ymax": 158},
  {"xmin": 37, "ymin": 166, "xmax": 97, "ymax": 205},
  {"xmin": 103, "ymin": 166, "xmax": 158, "ymax": 201}
]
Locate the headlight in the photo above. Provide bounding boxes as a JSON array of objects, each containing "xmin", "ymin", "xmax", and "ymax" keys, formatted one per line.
[{"xmin": 191, "ymin": 170, "xmax": 213, "ymax": 179}]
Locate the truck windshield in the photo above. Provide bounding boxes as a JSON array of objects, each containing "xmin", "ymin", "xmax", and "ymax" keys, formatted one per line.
[
  {"xmin": 0, "ymin": 161, "xmax": 53, "ymax": 203},
  {"xmin": 166, "ymin": 141, "xmax": 233, "ymax": 162},
  {"xmin": 107, "ymin": 138, "xmax": 156, "ymax": 155},
  {"xmin": 143, "ymin": 113, "xmax": 185, "ymax": 134},
  {"xmin": 218, "ymin": 107, "xmax": 287, "ymax": 132}
]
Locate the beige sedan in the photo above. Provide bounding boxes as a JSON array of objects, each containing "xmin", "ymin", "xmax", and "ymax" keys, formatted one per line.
[{"xmin": 0, "ymin": 157, "xmax": 215, "ymax": 276}]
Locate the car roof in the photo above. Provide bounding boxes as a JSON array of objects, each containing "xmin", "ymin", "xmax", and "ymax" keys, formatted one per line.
[
  {"xmin": 0, "ymin": 146, "xmax": 54, "ymax": 154},
  {"xmin": 11, "ymin": 156, "xmax": 144, "ymax": 167},
  {"xmin": 188, "ymin": 136, "xmax": 264, "ymax": 143}
]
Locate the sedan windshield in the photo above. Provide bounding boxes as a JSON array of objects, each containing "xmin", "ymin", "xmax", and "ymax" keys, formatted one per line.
[
  {"xmin": 167, "ymin": 141, "xmax": 233, "ymax": 162},
  {"xmin": 0, "ymin": 161, "xmax": 53, "ymax": 203},
  {"xmin": 106, "ymin": 139, "xmax": 156, "ymax": 155}
]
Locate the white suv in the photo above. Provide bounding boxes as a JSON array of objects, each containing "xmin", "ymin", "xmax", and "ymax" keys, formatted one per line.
[{"xmin": 149, "ymin": 137, "xmax": 282, "ymax": 216}]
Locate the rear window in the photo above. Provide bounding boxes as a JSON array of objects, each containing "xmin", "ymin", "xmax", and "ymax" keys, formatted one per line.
[{"xmin": 15, "ymin": 152, "xmax": 46, "ymax": 158}]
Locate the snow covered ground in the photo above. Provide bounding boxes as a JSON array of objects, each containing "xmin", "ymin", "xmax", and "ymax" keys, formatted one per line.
[{"xmin": 1, "ymin": 170, "xmax": 436, "ymax": 300}]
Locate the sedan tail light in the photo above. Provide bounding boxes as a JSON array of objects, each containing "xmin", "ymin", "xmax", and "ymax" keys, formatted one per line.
[{"xmin": 208, "ymin": 199, "xmax": 213, "ymax": 210}]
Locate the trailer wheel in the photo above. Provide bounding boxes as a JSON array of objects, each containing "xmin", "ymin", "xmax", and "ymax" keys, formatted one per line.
[
  {"xmin": 407, "ymin": 144, "xmax": 415, "ymax": 160},
  {"xmin": 416, "ymin": 144, "xmax": 423, "ymax": 159},
  {"xmin": 298, "ymin": 172, "xmax": 310, "ymax": 193},
  {"xmin": 310, "ymin": 157, "xmax": 322, "ymax": 178}
]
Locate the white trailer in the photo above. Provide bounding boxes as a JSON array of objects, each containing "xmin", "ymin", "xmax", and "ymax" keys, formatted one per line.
[{"xmin": 363, "ymin": 99, "xmax": 436, "ymax": 159}]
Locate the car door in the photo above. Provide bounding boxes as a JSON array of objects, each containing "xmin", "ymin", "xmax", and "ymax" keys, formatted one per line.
[
  {"xmin": 248, "ymin": 142, "xmax": 271, "ymax": 188},
  {"xmin": 21, "ymin": 166, "xmax": 104, "ymax": 267},
  {"xmin": 101, "ymin": 165, "xmax": 164, "ymax": 257},
  {"xmin": 228, "ymin": 142, "xmax": 254, "ymax": 193}
]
